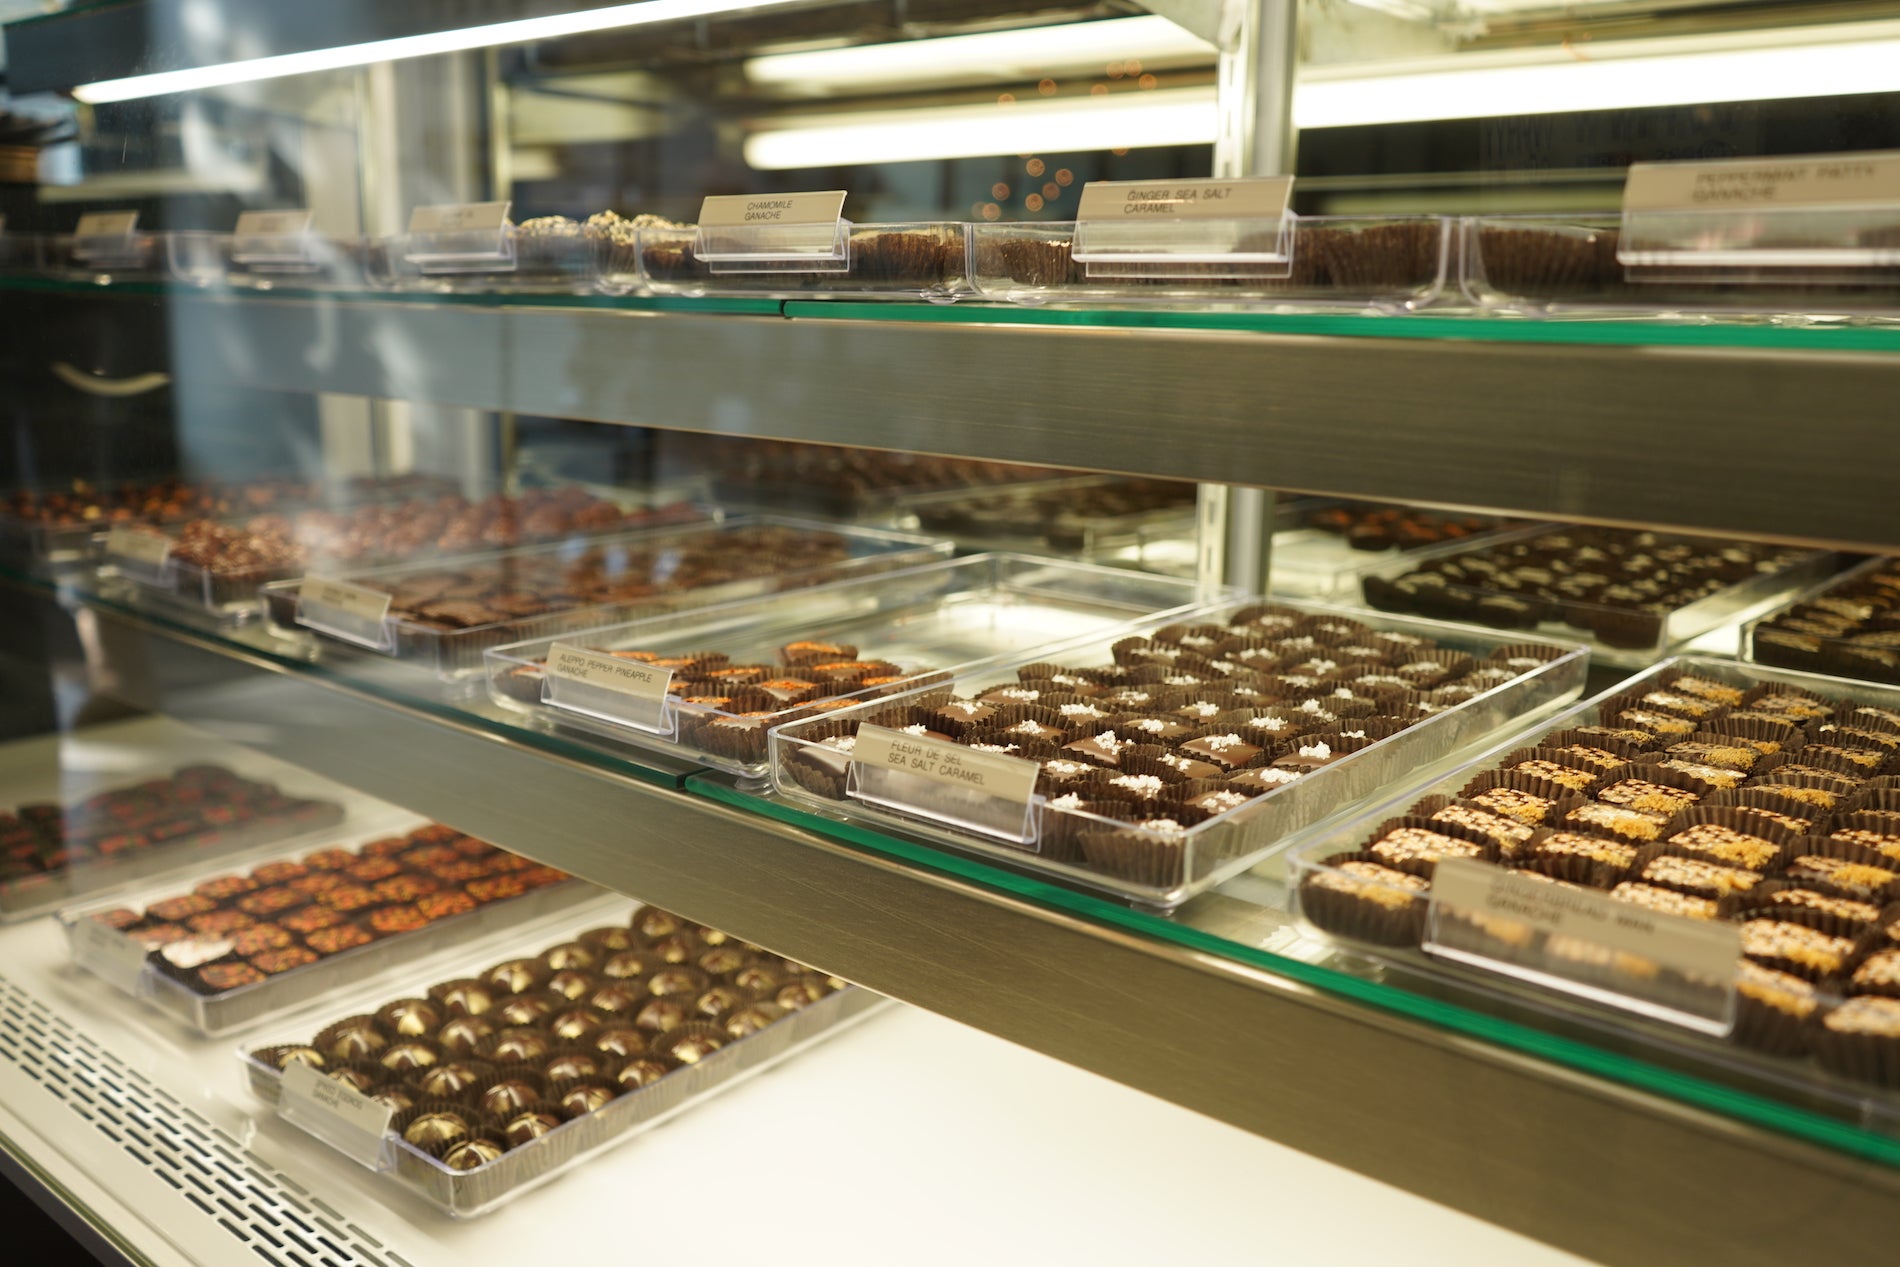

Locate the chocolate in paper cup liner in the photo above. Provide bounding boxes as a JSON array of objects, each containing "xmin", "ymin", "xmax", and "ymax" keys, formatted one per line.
[
  {"xmin": 1387, "ymin": 648, "xmax": 1477, "ymax": 686},
  {"xmin": 1595, "ymin": 760, "xmax": 1728, "ymax": 803},
  {"xmin": 1014, "ymin": 662, "xmax": 1086, "ymax": 686},
  {"xmin": 1358, "ymin": 814, "xmax": 1501, "ymax": 879},
  {"xmin": 1731, "ymin": 776, "xmax": 1851, "ymax": 817},
  {"xmin": 411, "ymin": 1056, "xmax": 499, "ymax": 1105},
  {"xmin": 1086, "ymin": 771, "xmax": 1185, "ymax": 810},
  {"xmin": 1810, "ymin": 996, "xmax": 1900, "ymax": 1088},
  {"xmin": 1840, "ymin": 702, "xmax": 1900, "ymax": 737},
  {"xmin": 1787, "ymin": 743, "xmax": 1895, "ymax": 780},
  {"xmin": 1782, "ymin": 835, "xmax": 1900, "ymax": 886},
  {"xmin": 1078, "ymin": 817, "xmax": 1189, "ymax": 890},
  {"xmin": 1731, "ymin": 966, "xmax": 1820, "ymax": 1057},
  {"xmin": 1495, "ymin": 747, "xmax": 1611, "ymax": 793},
  {"xmin": 1296, "ymin": 850, "xmax": 1429, "ymax": 947},
  {"xmin": 1844, "ymin": 943, "xmax": 1900, "ymax": 1000},
  {"xmin": 1624, "ymin": 842, "xmax": 1772, "ymax": 903},
  {"xmin": 1738, "ymin": 916, "xmax": 1864, "ymax": 983},
  {"xmin": 1514, "ymin": 827, "xmax": 1639, "ymax": 888},
  {"xmin": 1111, "ymin": 635, "xmax": 1197, "ymax": 668},
  {"xmin": 1458, "ymin": 768, "xmax": 1579, "ymax": 814},
  {"xmin": 1082, "ymin": 662, "xmax": 1171, "ymax": 689},
  {"xmin": 1721, "ymin": 881, "xmax": 1890, "ymax": 939},
  {"xmin": 1151, "ymin": 621, "xmax": 1236, "ymax": 650},
  {"xmin": 390, "ymin": 1099, "xmax": 489, "ymax": 1153},
  {"xmin": 1537, "ymin": 727, "xmax": 1656, "ymax": 766},
  {"xmin": 1227, "ymin": 603, "xmax": 1307, "ymax": 632},
  {"xmin": 1826, "ymin": 809, "xmax": 1900, "ymax": 848},
  {"xmin": 253, "ymin": 1044, "xmax": 331, "ymax": 1075},
  {"xmin": 1699, "ymin": 715, "xmax": 1809, "ymax": 755},
  {"xmin": 313, "ymin": 1014, "xmax": 397, "ymax": 1061},
  {"xmin": 646, "ymin": 1021, "xmax": 732, "ymax": 1068},
  {"xmin": 1168, "ymin": 727, "xmax": 1271, "ymax": 772},
  {"xmin": 470, "ymin": 1067, "xmax": 548, "ymax": 1117},
  {"xmin": 1597, "ymin": 694, "xmax": 1706, "ymax": 736},
  {"xmin": 955, "ymin": 730, "xmax": 1060, "ymax": 765},
  {"xmin": 1546, "ymin": 793, "xmax": 1669, "ymax": 843},
  {"xmin": 1036, "ymin": 796, "xmax": 1130, "ymax": 863},
  {"xmin": 1658, "ymin": 808, "xmax": 1801, "ymax": 870},
  {"xmin": 1295, "ymin": 614, "xmax": 1379, "ymax": 642}
]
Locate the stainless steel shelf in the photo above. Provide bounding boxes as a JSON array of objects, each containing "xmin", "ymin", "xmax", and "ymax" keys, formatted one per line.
[
  {"xmin": 9, "ymin": 577, "xmax": 1896, "ymax": 1266},
  {"xmin": 154, "ymin": 289, "xmax": 1900, "ymax": 552}
]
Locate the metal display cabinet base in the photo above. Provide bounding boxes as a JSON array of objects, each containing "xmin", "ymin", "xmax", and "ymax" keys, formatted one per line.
[{"xmin": 14, "ymin": 571, "xmax": 1900, "ymax": 1264}]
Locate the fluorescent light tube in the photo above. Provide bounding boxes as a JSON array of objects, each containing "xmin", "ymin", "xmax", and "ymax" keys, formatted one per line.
[
  {"xmin": 744, "ymin": 88, "xmax": 1218, "ymax": 169},
  {"xmin": 73, "ymin": 0, "xmax": 816, "ymax": 104},
  {"xmin": 746, "ymin": 17, "xmax": 1215, "ymax": 93},
  {"xmin": 1296, "ymin": 30, "xmax": 1900, "ymax": 127}
]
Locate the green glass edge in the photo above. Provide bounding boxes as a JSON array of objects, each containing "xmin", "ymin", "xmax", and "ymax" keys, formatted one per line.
[
  {"xmin": 687, "ymin": 772, "xmax": 1900, "ymax": 1169},
  {"xmin": 8, "ymin": 273, "xmax": 1900, "ymax": 351},
  {"xmin": 783, "ymin": 299, "xmax": 1900, "ymax": 351}
]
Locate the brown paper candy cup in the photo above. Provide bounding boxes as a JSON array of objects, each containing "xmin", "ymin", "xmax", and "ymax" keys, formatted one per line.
[{"xmin": 1296, "ymin": 851, "xmax": 1428, "ymax": 947}]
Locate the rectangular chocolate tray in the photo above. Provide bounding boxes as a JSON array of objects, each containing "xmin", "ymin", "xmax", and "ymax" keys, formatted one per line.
[
  {"xmin": 484, "ymin": 554, "xmax": 1223, "ymax": 780},
  {"xmin": 632, "ymin": 222, "xmax": 970, "ymax": 301},
  {"xmin": 889, "ymin": 476, "xmax": 1201, "ymax": 562},
  {"xmin": 1285, "ymin": 656, "xmax": 1900, "ymax": 1130},
  {"xmin": 240, "ymin": 897, "xmax": 887, "ymax": 1217},
  {"xmin": 1266, "ymin": 500, "xmax": 1520, "ymax": 600},
  {"xmin": 375, "ymin": 230, "xmax": 602, "ymax": 294},
  {"xmin": 1743, "ymin": 555, "xmax": 1900, "ymax": 687},
  {"xmin": 0, "ymin": 474, "xmax": 332, "ymax": 570},
  {"xmin": 0, "ymin": 778, "xmax": 347, "ymax": 923},
  {"xmin": 1462, "ymin": 215, "xmax": 1900, "ymax": 316},
  {"xmin": 968, "ymin": 215, "xmax": 1450, "ymax": 310},
  {"xmin": 57, "ymin": 819, "xmax": 597, "ymax": 1037},
  {"xmin": 107, "ymin": 487, "xmax": 713, "ymax": 622},
  {"xmin": 1353, "ymin": 523, "xmax": 1840, "ymax": 669},
  {"xmin": 259, "ymin": 516, "xmax": 953, "ymax": 679},
  {"xmin": 768, "ymin": 599, "xmax": 1589, "ymax": 908}
]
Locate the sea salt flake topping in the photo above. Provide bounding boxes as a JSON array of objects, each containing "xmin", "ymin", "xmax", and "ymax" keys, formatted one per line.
[
  {"xmin": 1201, "ymin": 734, "xmax": 1244, "ymax": 751},
  {"xmin": 900, "ymin": 724, "xmax": 931, "ymax": 737},
  {"xmin": 1111, "ymin": 775, "xmax": 1167, "ymax": 795},
  {"xmin": 1298, "ymin": 742, "xmax": 1334, "ymax": 760}
]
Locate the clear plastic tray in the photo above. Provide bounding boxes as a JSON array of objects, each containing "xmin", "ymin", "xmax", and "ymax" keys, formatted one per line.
[
  {"xmin": 769, "ymin": 598, "xmax": 1589, "ymax": 908},
  {"xmin": 51, "ymin": 230, "xmax": 165, "ymax": 281},
  {"xmin": 260, "ymin": 516, "xmax": 952, "ymax": 679},
  {"xmin": 375, "ymin": 230, "xmax": 600, "ymax": 293},
  {"xmin": 637, "ymin": 222, "xmax": 970, "ymax": 301},
  {"xmin": 893, "ymin": 476, "xmax": 1201, "ymax": 560},
  {"xmin": 1287, "ymin": 656, "xmax": 1900, "ymax": 1132},
  {"xmin": 58, "ymin": 818, "xmax": 593, "ymax": 1037},
  {"xmin": 107, "ymin": 488, "xmax": 712, "ymax": 622},
  {"xmin": 1356, "ymin": 523, "xmax": 1839, "ymax": 668},
  {"xmin": 0, "ymin": 474, "xmax": 332, "ymax": 568},
  {"xmin": 484, "ymin": 554, "xmax": 1223, "ymax": 780},
  {"xmin": 0, "ymin": 766, "xmax": 346, "ymax": 922},
  {"xmin": 1266, "ymin": 500, "xmax": 1519, "ymax": 600},
  {"xmin": 164, "ymin": 230, "xmax": 380, "ymax": 290},
  {"xmin": 969, "ymin": 215, "xmax": 1449, "ymax": 310},
  {"xmin": 1744, "ymin": 555, "xmax": 1900, "ymax": 685},
  {"xmin": 1462, "ymin": 214, "xmax": 1900, "ymax": 316},
  {"xmin": 239, "ymin": 896, "xmax": 886, "ymax": 1217}
]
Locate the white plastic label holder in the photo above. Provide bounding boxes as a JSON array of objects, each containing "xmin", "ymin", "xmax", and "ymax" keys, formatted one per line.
[
  {"xmin": 297, "ymin": 576, "xmax": 395, "ymax": 653},
  {"xmin": 695, "ymin": 192, "xmax": 850, "ymax": 275},
  {"xmin": 847, "ymin": 724, "xmax": 1040, "ymax": 846},
  {"xmin": 1072, "ymin": 178, "xmax": 1294, "ymax": 279},
  {"xmin": 232, "ymin": 209, "xmax": 318, "ymax": 270},
  {"xmin": 1423, "ymin": 859, "xmax": 1740, "ymax": 1036},
  {"xmin": 541, "ymin": 642, "xmax": 675, "ymax": 734},
  {"xmin": 404, "ymin": 201, "xmax": 514, "ymax": 273},
  {"xmin": 1620, "ymin": 150, "xmax": 1900, "ymax": 277}
]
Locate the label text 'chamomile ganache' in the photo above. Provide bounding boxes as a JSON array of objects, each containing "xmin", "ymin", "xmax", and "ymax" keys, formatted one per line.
[
  {"xmin": 545, "ymin": 642, "xmax": 671, "ymax": 700},
  {"xmin": 852, "ymin": 724, "xmax": 1038, "ymax": 807},
  {"xmin": 700, "ymin": 191, "xmax": 846, "ymax": 228},
  {"xmin": 1625, "ymin": 151, "xmax": 1900, "ymax": 212}
]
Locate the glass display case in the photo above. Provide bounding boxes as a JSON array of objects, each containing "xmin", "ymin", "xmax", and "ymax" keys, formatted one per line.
[{"xmin": 4, "ymin": 0, "xmax": 1900, "ymax": 1263}]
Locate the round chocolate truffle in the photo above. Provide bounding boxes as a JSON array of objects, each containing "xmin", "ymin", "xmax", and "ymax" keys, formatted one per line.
[
  {"xmin": 540, "ymin": 942, "xmax": 595, "ymax": 972},
  {"xmin": 613, "ymin": 1058, "xmax": 671, "ymax": 1091},
  {"xmin": 269, "ymin": 1046, "xmax": 326, "ymax": 1071},
  {"xmin": 646, "ymin": 968, "xmax": 704, "ymax": 997},
  {"xmin": 721, "ymin": 1003, "xmax": 786, "ymax": 1039},
  {"xmin": 483, "ymin": 960, "xmax": 543, "ymax": 995},
  {"xmin": 503, "ymin": 1111, "xmax": 562, "ymax": 1147},
  {"xmin": 489, "ymin": 1028, "xmax": 551, "ymax": 1064},
  {"xmin": 437, "ymin": 1016, "xmax": 495, "ymax": 1055},
  {"xmin": 581, "ymin": 926, "xmax": 637, "ymax": 953},
  {"xmin": 695, "ymin": 985, "xmax": 751, "ymax": 1018},
  {"xmin": 380, "ymin": 1041, "xmax": 439, "ymax": 1073},
  {"xmin": 418, "ymin": 1062, "xmax": 484, "ymax": 1098},
  {"xmin": 378, "ymin": 998, "xmax": 444, "ymax": 1037},
  {"xmin": 372, "ymin": 1087, "xmax": 416, "ymax": 1114},
  {"xmin": 543, "ymin": 1053, "xmax": 601, "ymax": 1083},
  {"xmin": 592, "ymin": 1027, "xmax": 647, "ymax": 1059},
  {"xmin": 402, "ymin": 1111, "xmax": 469, "ymax": 1148},
  {"xmin": 558, "ymin": 1084, "xmax": 614, "ymax": 1117},
  {"xmin": 587, "ymin": 983, "xmax": 642, "ymax": 1015},
  {"xmin": 442, "ymin": 1139, "xmax": 504, "ymax": 1171},
  {"xmin": 323, "ymin": 1019, "xmax": 387, "ymax": 1061},
  {"xmin": 698, "ymin": 946, "xmax": 750, "ymax": 977},
  {"xmin": 601, "ymin": 950, "xmax": 652, "ymax": 980},
  {"xmin": 660, "ymin": 1030, "xmax": 725, "ymax": 1065},
  {"xmin": 548, "ymin": 1008, "xmax": 602, "ymax": 1042},
  {"xmin": 328, "ymin": 1067, "xmax": 377, "ymax": 1093},
  {"xmin": 496, "ymin": 995, "xmax": 555, "ymax": 1027},
  {"xmin": 545, "ymin": 970, "xmax": 594, "ymax": 1000},
  {"xmin": 634, "ymin": 998, "xmax": 689, "ymax": 1033},
  {"xmin": 631, "ymin": 907, "xmax": 684, "ymax": 940},
  {"xmin": 775, "ymin": 979, "xmax": 828, "ymax": 1010},
  {"xmin": 434, "ymin": 980, "xmax": 495, "ymax": 1016},
  {"xmin": 480, "ymin": 1080, "xmax": 541, "ymax": 1116}
]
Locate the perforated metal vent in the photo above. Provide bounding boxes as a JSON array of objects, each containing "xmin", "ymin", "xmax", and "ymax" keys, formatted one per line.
[{"xmin": 0, "ymin": 975, "xmax": 410, "ymax": 1267}]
